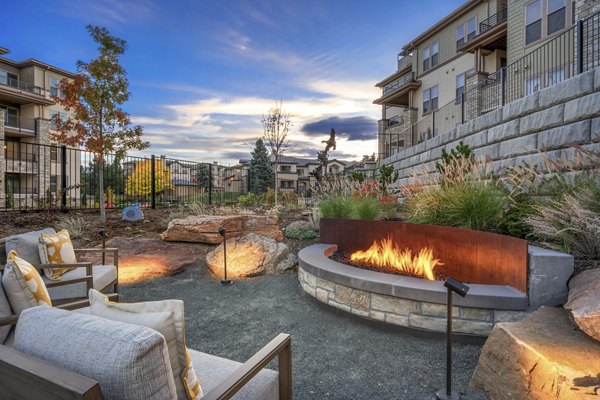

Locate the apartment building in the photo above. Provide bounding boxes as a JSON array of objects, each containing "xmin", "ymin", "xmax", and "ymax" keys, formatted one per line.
[
  {"xmin": 375, "ymin": 0, "xmax": 585, "ymax": 160},
  {"xmin": 0, "ymin": 47, "xmax": 76, "ymax": 208}
]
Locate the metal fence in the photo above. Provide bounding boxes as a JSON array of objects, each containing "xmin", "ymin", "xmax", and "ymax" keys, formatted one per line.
[
  {"xmin": 0, "ymin": 139, "xmax": 247, "ymax": 211},
  {"xmin": 380, "ymin": 10, "xmax": 600, "ymax": 158}
]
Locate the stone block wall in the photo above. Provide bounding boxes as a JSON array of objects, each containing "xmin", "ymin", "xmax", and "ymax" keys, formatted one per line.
[
  {"xmin": 298, "ymin": 267, "xmax": 528, "ymax": 337},
  {"xmin": 381, "ymin": 67, "xmax": 600, "ymax": 187},
  {"xmin": 0, "ymin": 110, "xmax": 4, "ymax": 208}
]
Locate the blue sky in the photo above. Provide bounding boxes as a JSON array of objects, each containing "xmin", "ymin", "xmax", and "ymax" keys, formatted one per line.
[{"xmin": 1, "ymin": 0, "xmax": 463, "ymax": 165}]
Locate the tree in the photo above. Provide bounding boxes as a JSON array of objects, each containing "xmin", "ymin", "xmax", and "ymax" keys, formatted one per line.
[
  {"xmin": 125, "ymin": 159, "xmax": 174, "ymax": 196},
  {"xmin": 249, "ymin": 138, "xmax": 273, "ymax": 194},
  {"xmin": 261, "ymin": 101, "xmax": 292, "ymax": 205},
  {"xmin": 194, "ymin": 164, "xmax": 210, "ymax": 189},
  {"xmin": 81, "ymin": 157, "xmax": 125, "ymax": 205},
  {"xmin": 378, "ymin": 164, "xmax": 399, "ymax": 195},
  {"xmin": 51, "ymin": 25, "xmax": 149, "ymax": 226}
]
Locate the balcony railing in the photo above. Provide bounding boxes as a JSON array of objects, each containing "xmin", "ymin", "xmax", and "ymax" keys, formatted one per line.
[
  {"xmin": 0, "ymin": 76, "xmax": 44, "ymax": 95},
  {"xmin": 388, "ymin": 115, "xmax": 405, "ymax": 127},
  {"xmin": 383, "ymin": 72, "xmax": 415, "ymax": 95},
  {"xmin": 4, "ymin": 115, "xmax": 36, "ymax": 132},
  {"xmin": 480, "ymin": 7, "xmax": 508, "ymax": 35}
]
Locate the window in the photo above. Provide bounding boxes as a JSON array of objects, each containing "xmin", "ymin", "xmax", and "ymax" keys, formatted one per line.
[
  {"xmin": 0, "ymin": 104, "xmax": 18, "ymax": 127},
  {"xmin": 526, "ymin": 0, "xmax": 570, "ymax": 45},
  {"xmin": 456, "ymin": 17, "xmax": 476, "ymax": 49},
  {"xmin": 50, "ymin": 77, "xmax": 59, "ymax": 97},
  {"xmin": 547, "ymin": 67, "xmax": 565, "ymax": 86},
  {"xmin": 280, "ymin": 165, "xmax": 292, "ymax": 173},
  {"xmin": 423, "ymin": 85, "xmax": 439, "ymax": 113},
  {"xmin": 6, "ymin": 173, "xmax": 20, "ymax": 195},
  {"xmin": 526, "ymin": 0, "xmax": 542, "ymax": 44},
  {"xmin": 50, "ymin": 146, "xmax": 58, "ymax": 162},
  {"xmin": 547, "ymin": 0, "xmax": 566, "ymax": 35},
  {"xmin": 0, "ymin": 70, "xmax": 18, "ymax": 87},
  {"xmin": 49, "ymin": 111, "xmax": 67, "ymax": 129},
  {"xmin": 50, "ymin": 176, "xmax": 57, "ymax": 193},
  {"xmin": 526, "ymin": 75, "xmax": 541, "ymax": 95},
  {"xmin": 422, "ymin": 41, "xmax": 438, "ymax": 71},
  {"xmin": 456, "ymin": 69, "xmax": 475, "ymax": 100},
  {"xmin": 297, "ymin": 168, "xmax": 305, "ymax": 176}
]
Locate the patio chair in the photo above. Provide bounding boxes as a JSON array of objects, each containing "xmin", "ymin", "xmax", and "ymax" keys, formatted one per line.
[
  {"xmin": 0, "ymin": 228, "xmax": 119, "ymax": 304},
  {"xmin": 0, "ymin": 303, "xmax": 292, "ymax": 400}
]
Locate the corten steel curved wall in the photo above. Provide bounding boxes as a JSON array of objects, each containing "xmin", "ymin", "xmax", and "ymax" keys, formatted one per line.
[{"xmin": 319, "ymin": 218, "xmax": 528, "ymax": 293}]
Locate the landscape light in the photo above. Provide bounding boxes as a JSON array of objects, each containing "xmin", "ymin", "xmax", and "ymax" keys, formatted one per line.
[
  {"xmin": 436, "ymin": 276, "xmax": 470, "ymax": 400},
  {"xmin": 218, "ymin": 227, "xmax": 232, "ymax": 286}
]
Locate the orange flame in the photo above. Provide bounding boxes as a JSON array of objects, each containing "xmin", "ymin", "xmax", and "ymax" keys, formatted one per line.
[{"xmin": 350, "ymin": 237, "xmax": 442, "ymax": 280}]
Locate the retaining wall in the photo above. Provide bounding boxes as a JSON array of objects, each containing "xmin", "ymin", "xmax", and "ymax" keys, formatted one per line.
[{"xmin": 382, "ymin": 67, "xmax": 600, "ymax": 186}]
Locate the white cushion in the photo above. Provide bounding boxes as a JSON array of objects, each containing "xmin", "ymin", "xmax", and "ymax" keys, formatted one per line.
[
  {"xmin": 189, "ymin": 349, "xmax": 279, "ymax": 400},
  {"xmin": 89, "ymin": 289, "xmax": 202, "ymax": 399},
  {"xmin": 45, "ymin": 264, "xmax": 116, "ymax": 301},
  {"xmin": 14, "ymin": 306, "xmax": 177, "ymax": 400}
]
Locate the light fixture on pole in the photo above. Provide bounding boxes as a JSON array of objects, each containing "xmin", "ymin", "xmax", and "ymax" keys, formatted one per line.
[
  {"xmin": 218, "ymin": 227, "xmax": 232, "ymax": 286},
  {"xmin": 436, "ymin": 276, "xmax": 469, "ymax": 400}
]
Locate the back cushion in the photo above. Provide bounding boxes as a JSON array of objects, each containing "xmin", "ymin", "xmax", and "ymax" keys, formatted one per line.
[
  {"xmin": 5, "ymin": 229, "xmax": 56, "ymax": 267},
  {"xmin": 0, "ymin": 278, "xmax": 12, "ymax": 344},
  {"xmin": 15, "ymin": 307, "xmax": 177, "ymax": 400}
]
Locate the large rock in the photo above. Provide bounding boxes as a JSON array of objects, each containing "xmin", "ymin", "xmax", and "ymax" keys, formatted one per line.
[
  {"xmin": 471, "ymin": 307, "xmax": 600, "ymax": 399},
  {"xmin": 79, "ymin": 238, "xmax": 208, "ymax": 284},
  {"xmin": 565, "ymin": 268, "xmax": 600, "ymax": 342},
  {"xmin": 206, "ymin": 233, "xmax": 296, "ymax": 278},
  {"xmin": 160, "ymin": 215, "xmax": 283, "ymax": 244}
]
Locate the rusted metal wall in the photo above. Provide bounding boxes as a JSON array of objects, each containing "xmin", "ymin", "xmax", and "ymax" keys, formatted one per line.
[{"xmin": 320, "ymin": 218, "xmax": 528, "ymax": 293}]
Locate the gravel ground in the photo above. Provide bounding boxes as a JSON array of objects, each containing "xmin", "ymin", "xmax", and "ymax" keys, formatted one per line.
[{"xmin": 121, "ymin": 264, "xmax": 486, "ymax": 400}]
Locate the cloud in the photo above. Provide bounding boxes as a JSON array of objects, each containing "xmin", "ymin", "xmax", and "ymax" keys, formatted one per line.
[
  {"xmin": 56, "ymin": 0, "xmax": 156, "ymax": 24},
  {"xmin": 301, "ymin": 116, "xmax": 377, "ymax": 141}
]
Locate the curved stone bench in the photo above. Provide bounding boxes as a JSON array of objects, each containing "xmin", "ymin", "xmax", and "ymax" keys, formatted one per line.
[{"xmin": 298, "ymin": 244, "xmax": 530, "ymax": 337}]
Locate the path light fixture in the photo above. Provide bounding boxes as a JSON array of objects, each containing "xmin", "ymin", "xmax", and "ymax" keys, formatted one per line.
[
  {"xmin": 436, "ymin": 276, "xmax": 470, "ymax": 400},
  {"xmin": 218, "ymin": 227, "xmax": 232, "ymax": 286}
]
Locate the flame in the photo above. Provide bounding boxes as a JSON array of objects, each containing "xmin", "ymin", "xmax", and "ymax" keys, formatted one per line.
[{"xmin": 350, "ymin": 237, "xmax": 442, "ymax": 280}]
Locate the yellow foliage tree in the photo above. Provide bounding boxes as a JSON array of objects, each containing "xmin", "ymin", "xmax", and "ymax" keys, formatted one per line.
[{"xmin": 125, "ymin": 159, "xmax": 174, "ymax": 196}]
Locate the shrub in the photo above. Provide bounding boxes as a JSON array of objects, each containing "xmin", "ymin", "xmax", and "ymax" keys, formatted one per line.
[
  {"xmin": 380, "ymin": 196, "xmax": 398, "ymax": 219},
  {"xmin": 279, "ymin": 190, "xmax": 298, "ymax": 207},
  {"xmin": 319, "ymin": 196, "xmax": 354, "ymax": 219},
  {"xmin": 285, "ymin": 220, "xmax": 317, "ymax": 240},
  {"xmin": 263, "ymin": 188, "xmax": 276, "ymax": 205},
  {"xmin": 188, "ymin": 201, "xmax": 205, "ymax": 215},
  {"xmin": 496, "ymin": 193, "xmax": 535, "ymax": 239},
  {"xmin": 57, "ymin": 215, "xmax": 89, "ymax": 239},
  {"xmin": 352, "ymin": 197, "xmax": 380, "ymax": 220},
  {"xmin": 407, "ymin": 182, "xmax": 505, "ymax": 231},
  {"xmin": 238, "ymin": 193, "xmax": 257, "ymax": 206}
]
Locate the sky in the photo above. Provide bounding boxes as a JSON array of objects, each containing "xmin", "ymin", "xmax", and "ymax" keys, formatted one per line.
[{"xmin": 1, "ymin": 0, "xmax": 463, "ymax": 165}]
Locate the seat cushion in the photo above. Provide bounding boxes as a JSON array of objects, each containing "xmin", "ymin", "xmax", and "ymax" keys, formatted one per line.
[
  {"xmin": 5, "ymin": 228, "xmax": 55, "ymax": 267},
  {"xmin": 0, "ymin": 278, "xmax": 13, "ymax": 344},
  {"xmin": 14, "ymin": 306, "xmax": 177, "ymax": 400},
  {"xmin": 45, "ymin": 264, "xmax": 117, "ymax": 301},
  {"xmin": 189, "ymin": 349, "xmax": 279, "ymax": 400}
]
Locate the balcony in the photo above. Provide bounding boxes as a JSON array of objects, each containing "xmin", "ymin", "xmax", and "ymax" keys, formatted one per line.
[
  {"xmin": 4, "ymin": 115, "xmax": 36, "ymax": 136},
  {"xmin": 373, "ymin": 71, "xmax": 420, "ymax": 106},
  {"xmin": 459, "ymin": 8, "xmax": 507, "ymax": 53},
  {"xmin": 0, "ymin": 76, "xmax": 52, "ymax": 105}
]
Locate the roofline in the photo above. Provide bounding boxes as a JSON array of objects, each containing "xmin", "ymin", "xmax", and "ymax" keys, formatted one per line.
[
  {"xmin": 375, "ymin": 64, "xmax": 412, "ymax": 87},
  {"xmin": 0, "ymin": 48, "xmax": 9, "ymax": 56},
  {"xmin": 402, "ymin": 0, "xmax": 484, "ymax": 51},
  {"xmin": 0, "ymin": 57, "xmax": 76, "ymax": 79}
]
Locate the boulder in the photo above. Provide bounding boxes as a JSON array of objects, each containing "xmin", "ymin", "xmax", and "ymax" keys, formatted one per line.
[
  {"xmin": 160, "ymin": 215, "xmax": 283, "ymax": 244},
  {"xmin": 471, "ymin": 306, "xmax": 600, "ymax": 399},
  {"xmin": 78, "ymin": 238, "xmax": 208, "ymax": 284},
  {"xmin": 206, "ymin": 233, "xmax": 297, "ymax": 278},
  {"xmin": 565, "ymin": 268, "xmax": 600, "ymax": 342}
]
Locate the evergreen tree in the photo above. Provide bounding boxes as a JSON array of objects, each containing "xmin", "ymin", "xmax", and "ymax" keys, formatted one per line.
[{"xmin": 249, "ymin": 139, "xmax": 273, "ymax": 194}]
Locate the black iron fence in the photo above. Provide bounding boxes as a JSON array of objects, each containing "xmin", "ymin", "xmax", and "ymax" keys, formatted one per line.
[
  {"xmin": 380, "ymin": 10, "xmax": 600, "ymax": 159},
  {"xmin": 1, "ymin": 139, "xmax": 247, "ymax": 211}
]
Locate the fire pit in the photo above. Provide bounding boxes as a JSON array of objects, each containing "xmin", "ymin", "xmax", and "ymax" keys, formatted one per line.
[{"xmin": 298, "ymin": 219, "xmax": 575, "ymax": 337}]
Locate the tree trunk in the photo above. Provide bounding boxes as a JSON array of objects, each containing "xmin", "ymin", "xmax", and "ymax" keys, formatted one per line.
[
  {"xmin": 99, "ymin": 156, "xmax": 106, "ymax": 225},
  {"xmin": 273, "ymin": 160, "xmax": 278, "ymax": 206}
]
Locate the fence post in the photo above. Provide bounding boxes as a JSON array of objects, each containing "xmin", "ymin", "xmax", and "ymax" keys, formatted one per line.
[
  {"xmin": 460, "ymin": 93, "xmax": 465, "ymax": 124},
  {"xmin": 150, "ymin": 155, "xmax": 156, "ymax": 209},
  {"xmin": 208, "ymin": 163, "xmax": 213, "ymax": 205},
  {"xmin": 577, "ymin": 19, "xmax": 584, "ymax": 74},
  {"xmin": 60, "ymin": 145, "xmax": 67, "ymax": 211},
  {"xmin": 500, "ymin": 67, "xmax": 506, "ymax": 106}
]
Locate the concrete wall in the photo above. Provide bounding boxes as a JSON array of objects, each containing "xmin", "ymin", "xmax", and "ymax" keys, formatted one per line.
[{"xmin": 381, "ymin": 67, "xmax": 600, "ymax": 186}]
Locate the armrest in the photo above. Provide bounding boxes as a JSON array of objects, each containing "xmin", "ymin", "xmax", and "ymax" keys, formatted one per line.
[
  {"xmin": 36, "ymin": 262, "xmax": 93, "ymax": 270},
  {"xmin": 74, "ymin": 248, "xmax": 118, "ymax": 253},
  {"xmin": 0, "ymin": 345, "xmax": 103, "ymax": 399},
  {"xmin": 202, "ymin": 333, "xmax": 292, "ymax": 400}
]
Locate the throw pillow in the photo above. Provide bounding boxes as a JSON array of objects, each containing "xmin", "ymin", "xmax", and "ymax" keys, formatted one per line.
[
  {"xmin": 2, "ymin": 250, "xmax": 52, "ymax": 314},
  {"xmin": 89, "ymin": 289, "xmax": 203, "ymax": 399},
  {"xmin": 39, "ymin": 229, "xmax": 77, "ymax": 280}
]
